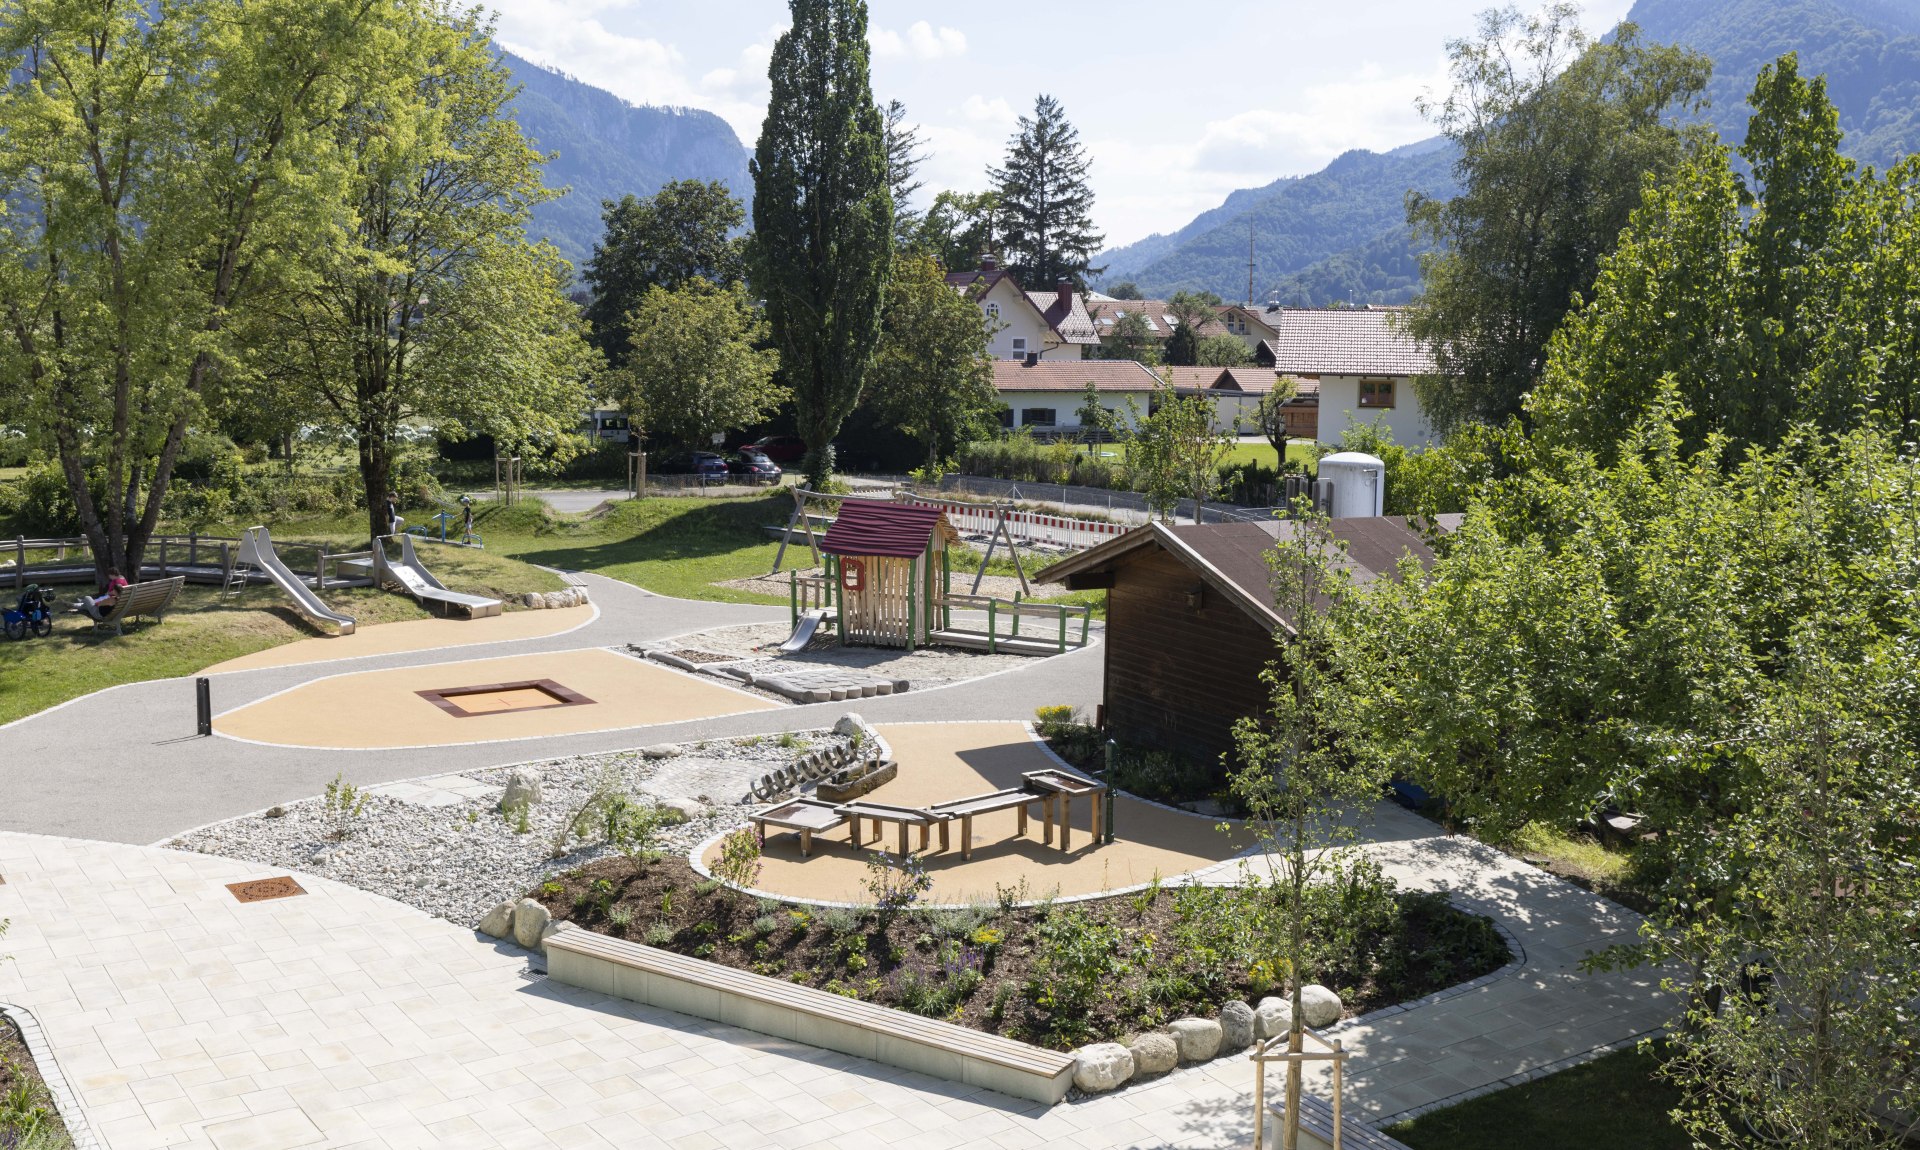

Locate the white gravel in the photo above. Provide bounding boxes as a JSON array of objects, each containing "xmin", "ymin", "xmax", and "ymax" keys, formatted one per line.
[
  {"xmin": 169, "ymin": 732, "xmax": 847, "ymax": 928},
  {"xmin": 661, "ymin": 621, "xmax": 1050, "ymax": 689}
]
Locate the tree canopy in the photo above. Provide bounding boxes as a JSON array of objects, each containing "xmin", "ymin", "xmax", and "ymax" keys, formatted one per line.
[
  {"xmin": 1531, "ymin": 55, "xmax": 1920, "ymax": 458},
  {"xmin": 866, "ymin": 253, "xmax": 997, "ymax": 472},
  {"xmin": 610, "ymin": 280, "xmax": 783, "ymax": 454},
  {"xmin": 1406, "ymin": 3, "xmax": 1710, "ymax": 436},
  {"xmin": 584, "ymin": 180, "xmax": 747, "ymax": 368},
  {"xmin": 750, "ymin": 0, "xmax": 893, "ymax": 489}
]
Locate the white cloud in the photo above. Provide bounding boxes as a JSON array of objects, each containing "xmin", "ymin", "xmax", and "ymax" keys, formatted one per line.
[
  {"xmin": 873, "ymin": 20, "xmax": 966, "ymax": 60},
  {"xmin": 960, "ymin": 95, "xmax": 1015, "ymax": 124},
  {"xmin": 1190, "ymin": 62, "xmax": 1445, "ymax": 175}
]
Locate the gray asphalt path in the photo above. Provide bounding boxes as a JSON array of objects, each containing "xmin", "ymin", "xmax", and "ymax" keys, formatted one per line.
[{"xmin": 0, "ymin": 572, "xmax": 1102, "ymax": 845}]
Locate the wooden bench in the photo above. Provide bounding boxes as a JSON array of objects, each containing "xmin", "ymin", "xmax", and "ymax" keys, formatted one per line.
[
  {"xmin": 753, "ymin": 798, "xmax": 848, "ymax": 857},
  {"xmin": 544, "ymin": 929, "xmax": 1076, "ymax": 1105},
  {"xmin": 87, "ymin": 575, "xmax": 185, "ymax": 636}
]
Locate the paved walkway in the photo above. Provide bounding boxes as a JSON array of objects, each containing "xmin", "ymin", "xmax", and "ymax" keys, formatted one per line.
[
  {"xmin": 0, "ymin": 813, "xmax": 1669, "ymax": 1150},
  {"xmin": 0, "ymin": 573, "xmax": 1103, "ymax": 844}
]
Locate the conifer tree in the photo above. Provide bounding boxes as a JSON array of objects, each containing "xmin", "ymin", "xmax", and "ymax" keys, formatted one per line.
[{"xmin": 989, "ymin": 95, "xmax": 1104, "ymax": 289}]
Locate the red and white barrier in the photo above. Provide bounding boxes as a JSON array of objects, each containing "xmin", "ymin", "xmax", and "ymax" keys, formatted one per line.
[{"xmin": 903, "ymin": 498, "xmax": 1134, "ymax": 551}]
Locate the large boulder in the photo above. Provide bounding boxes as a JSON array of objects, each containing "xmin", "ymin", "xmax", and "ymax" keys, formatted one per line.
[
  {"xmin": 1169, "ymin": 1018, "xmax": 1223, "ymax": 1063},
  {"xmin": 1253, "ymin": 996, "xmax": 1293, "ymax": 1041},
  {"xmin": 1129, "ymin": 1032, "xmax": 1179, "ymax": 1077},
  {"xmin": 1299, "ymin": 984, "xmax": 1344, "ymax": 1029},
  {"xmin": 1219, "ymin": 1000, "xmax": 1256, "ymax": 1052},
  {"xmin": 499, "ymin": 770, "xmax": 542, "ymax": 812},
  {"xmin": 511, "ymin": 897, "xmax": 551, "ymax": 949},
  {"xmin": 656, "ymin": 798, "xmax": 701, "ymax": 824},
  {"xmin": 1072, "ymin": 1043, "xmax": 1134, "ymax": 1094},
  {"xmin": 476, "ymin": 901, "xmax": 515, "ymax": 941}
]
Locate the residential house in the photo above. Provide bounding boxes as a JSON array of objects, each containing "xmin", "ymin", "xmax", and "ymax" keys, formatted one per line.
[
  {"xmin": 1154, "ymin": 366, "xmax": 1318, "ymax": 439},
  {"xmin": 991, "ymin": 358, "xmax": 1162, "ymax": 432},
  {"xmin": 1084, "ymin": 296, "xmax": 1233, "ymax": 356},
  {"xmin": 1036, "ymin": 516, "xmax": 1451, "ymax": 772},
  {"xmin": 1251, "ymin": 306, "xmax": 1438, "ymax": 447},
  {"xmin": 1215, "ymin": 304, "xmax": 1283, "ymax": 354},
  {"xmin": 946, "ymin": 256, "xmax": 1100, "ymax": 361}
]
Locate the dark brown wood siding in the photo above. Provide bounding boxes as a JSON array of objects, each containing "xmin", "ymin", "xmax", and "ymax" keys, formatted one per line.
[{"xmin": 1103, "ymin": 548, "xmax": 1277, "ymax": 775}]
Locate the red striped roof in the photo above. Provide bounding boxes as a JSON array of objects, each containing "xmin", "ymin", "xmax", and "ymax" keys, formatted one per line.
[{"xmin": 821, "ymin": 501, "xmax": 950, "ymax": 559}]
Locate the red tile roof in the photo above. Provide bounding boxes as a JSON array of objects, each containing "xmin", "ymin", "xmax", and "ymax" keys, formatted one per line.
[
  {"xmin": 990, "ymin": 358, "xmax": 1162, "ymax": 393},
  {"xmin": 1156, "ymin": 366, "xmax": 1290, "ymax": 394},
  {"xmin": 1086, "ymin": 299, "xmax": 1231, "ymax": 340},
  {"xmin": 1258, "ymin": 307, "xmax": 1437, "ymax": 376},
  {"xmin": 1028, "ymin": 291, "xmax": 1101, "ymax": 345},
  {"xmin": 820, "ymin": 500, "xmax": 953, "ymax": 559}
]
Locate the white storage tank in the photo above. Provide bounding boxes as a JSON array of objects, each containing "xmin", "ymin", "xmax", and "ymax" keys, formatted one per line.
[{"xmin": 1316, "ymin": 451, "xmax": 1385, "ymax": 518}]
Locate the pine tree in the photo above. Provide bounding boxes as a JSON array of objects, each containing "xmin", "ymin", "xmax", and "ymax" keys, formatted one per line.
[
  {"xmin": 882, "ymin": 99, "xmax": 926, "ymax": 248},
  {"xmin": 751, "ymin": 0, "xmax": 893, "ymax": 490},
  {"xmin": 989, "ymin": 94, "xmax": 1104, "ymax": 289}
]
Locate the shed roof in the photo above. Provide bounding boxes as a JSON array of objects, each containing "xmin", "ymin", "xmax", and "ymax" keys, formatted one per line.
[
  {"xmin": 820, "ymin": 500, "xmax": 955, "ymax": 559},
  {"xmin": 1035, "ymin": 515, "xmax": 1458, "ymax": 633}
]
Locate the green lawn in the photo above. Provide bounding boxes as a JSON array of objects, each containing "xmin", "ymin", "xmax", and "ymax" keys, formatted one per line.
[
  {"xmin": 1223, "ymin": 440, "xmax": 1321, "ymax": 470},
  {"xmin": 0, "ymin": 541, "xmax": 564, "ymax": 726},
  {"xmin": 1386, "ymin": 1047, "xmax": 1689, "ymax": 1150}
]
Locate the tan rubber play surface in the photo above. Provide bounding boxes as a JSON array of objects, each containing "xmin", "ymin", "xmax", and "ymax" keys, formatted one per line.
[
  {"xmin": 202, "ymin": 605, "xmax": 596, "ymax": 674},
  {"xmin": 214, "ymin": 647, "xmax": 774, "ymax": 748},
  {"xmin": 714, "ymin": 722, "xmax": 1246, "ymax": 904}
]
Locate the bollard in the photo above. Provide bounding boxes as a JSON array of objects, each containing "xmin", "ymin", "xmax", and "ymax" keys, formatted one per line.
[
  {"xmin": 1104, "ymin": 739, "xmax": 1117, "ymax": 843},
  {"xmin": 196, "ymin": 677, "xmax": 212, "ymax": 737}
]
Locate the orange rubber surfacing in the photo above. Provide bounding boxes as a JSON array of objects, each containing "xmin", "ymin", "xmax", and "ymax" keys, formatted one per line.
[{"xmin": 214, "ymin": 647, "xmax": 776, "ymax": 748}]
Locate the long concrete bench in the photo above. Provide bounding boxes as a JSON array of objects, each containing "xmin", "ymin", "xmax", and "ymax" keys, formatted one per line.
[{"xmin": 544, "ymin": 928, "xmax": 1076, "ymax": 1105}]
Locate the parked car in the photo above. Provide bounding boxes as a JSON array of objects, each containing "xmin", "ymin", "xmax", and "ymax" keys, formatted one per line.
[
  {"xmin": 655, "ymin": 451, "xmax": 730, "ymax": 479},
  {"xmin": 748, "ymin": 434, "xmax": 806, "ymax": 464},
  {"xmin": 725, "ymin": 451, "xmax": 782, "ymax": 485}
]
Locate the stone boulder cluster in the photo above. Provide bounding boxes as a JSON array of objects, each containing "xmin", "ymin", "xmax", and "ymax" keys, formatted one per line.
[
  {"xmin": 1069, "ymin": 987, "xmax": 1344, "ymax": 1095},
  {"xmin": 518, "ymin": 586, "xmax": 589, "ymax": 610}
]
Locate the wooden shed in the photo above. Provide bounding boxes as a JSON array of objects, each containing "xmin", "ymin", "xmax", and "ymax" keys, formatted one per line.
[
  {"xmin": 1035, "ymin": 516, "xmax": 1451, "ymax": 775},
  {"xmin": 818, "ymin": 500, "xmax": 959, "ymax": 649}
]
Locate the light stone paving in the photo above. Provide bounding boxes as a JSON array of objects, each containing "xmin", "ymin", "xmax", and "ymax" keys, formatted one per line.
[
  {"xmin": 0, "ymin": 807, "xmax": 1674, "ymax": 1149},
  {"xmin": 364, "ymin": 775, "xmax": 504, "ymax": 809}
]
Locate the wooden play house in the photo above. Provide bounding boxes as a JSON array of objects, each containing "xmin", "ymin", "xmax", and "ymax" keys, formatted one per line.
[{"xmin": 814, "ymin": 501, "xmax": 957, "ymax": 649}]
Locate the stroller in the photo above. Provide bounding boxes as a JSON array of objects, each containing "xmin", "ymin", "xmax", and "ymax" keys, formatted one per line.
[{"xmin": 3, "ymin": 583, "xmax": 54, "ymax": 640}]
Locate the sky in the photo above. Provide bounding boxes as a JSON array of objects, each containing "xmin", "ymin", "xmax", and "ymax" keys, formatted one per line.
[{"xmin": 485, "ymin": 0, "xmax": 1638, "ymax": 249}]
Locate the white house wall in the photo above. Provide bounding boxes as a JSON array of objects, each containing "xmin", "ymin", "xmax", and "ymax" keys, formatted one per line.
[
  {"xmin": 1314, "ymin": 374, "xmax": 1436, "ymax": 449},
  {"xmin": 1000, "ymin": 391, "xmax": 1150, "ymax": 430},
  {"xmin": 978, "ymin": 280, "xmax": 1081, "ymax": 361}
]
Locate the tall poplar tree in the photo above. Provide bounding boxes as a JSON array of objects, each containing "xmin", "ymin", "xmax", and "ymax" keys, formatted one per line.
[
  {"xmin": 750, "ymin": 0, "xmax": 893, "ymax": 490},
  {"xmin": 990, "ymin": 95, "xmax": 1104, "ymax": 289}
]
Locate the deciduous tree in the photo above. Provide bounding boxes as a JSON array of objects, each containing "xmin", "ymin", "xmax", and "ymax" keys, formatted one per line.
[
  {"xmin": 751, "ymin": 0, "xmax": 893, "ymax": 490},
  {"xmin": 866, "ymin": 253, "xmax": 996, "ymax": 472},
  {"xmin": 1406, "ymin": 4, "xmax": 1710, "ymax": 435},
  {"xmin": 250, "ymin": 10, "xmax": 592, "ymax": 540},
  {"xmin": 0, "ymin": 0, "xmax": 402, "ymax": 578},
  {"xmin": 583, "ymin": 180, "xmax": 747, "ymax": 367},
  {"xmin": 1128, "ymin": 379, "xmax": 1231, "ymax": 520},
  {"xmin": 609, "ymin": 280, "xmax": 783, "ymax": 454}
]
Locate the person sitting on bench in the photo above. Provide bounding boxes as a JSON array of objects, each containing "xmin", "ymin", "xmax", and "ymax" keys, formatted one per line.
[{"xmin": 75, "ymin": 568, "xmax": 128, "ymax": 620}]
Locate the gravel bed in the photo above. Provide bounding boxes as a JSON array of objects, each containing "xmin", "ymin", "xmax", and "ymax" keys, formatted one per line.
[
  {"xmin": 658, "ymin": 621, "xmax": 1051, "ymax": 689},
  {"xmin": 169, "ymin": 733, "xmax": 847, "ymax": 928}
]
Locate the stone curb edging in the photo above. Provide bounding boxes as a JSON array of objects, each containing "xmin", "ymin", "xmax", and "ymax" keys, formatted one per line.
[{"xmin": 0, "ymin": 1001, "xmax": 104, "ymax": 1150}]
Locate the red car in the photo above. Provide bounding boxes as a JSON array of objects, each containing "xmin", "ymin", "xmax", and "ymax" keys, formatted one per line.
[{"xmin": 748, "ymin": 434, "xmax": 806, "ymax": 464}]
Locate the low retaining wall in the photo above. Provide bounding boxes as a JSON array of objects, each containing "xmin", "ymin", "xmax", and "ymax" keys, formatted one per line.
[{"xmin": 544, "ymin": 928, "xmax": 1075, "ymax": 1106}]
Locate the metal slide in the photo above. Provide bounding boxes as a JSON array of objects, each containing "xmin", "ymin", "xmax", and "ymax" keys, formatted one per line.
[
  {"xmin": 374, "ymin": 533, "xmax": 503, "ymax": 619},
  {"xmin": 779, "ymin": 609, "xmax": 833, "ymax": 653},
  {"xmin": 235, "ymin": 526, "xmax": 357, "ymax": 635}
]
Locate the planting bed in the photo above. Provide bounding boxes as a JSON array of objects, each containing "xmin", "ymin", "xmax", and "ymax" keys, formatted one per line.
[
  {"xmin": 530, "ymin": 855, "xmax": 1510, "ymax": 1052},
  {"xmin": 0, "ymin": 1016, "xmax": 72, "ymax": 1149}
]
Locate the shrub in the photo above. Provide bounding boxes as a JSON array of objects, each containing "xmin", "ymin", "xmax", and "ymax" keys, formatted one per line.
[
  {"xmin": 1024, "ymin": 906, "xmax": 1129, "ymax": 1045},
  {"xmin": 712, "ymin": 829, "xmax": 762, "ymax": 892},
  {"xmin": 1105, "ymin": 744, "xmax": 1214, "ymax": 804},
  {"xmin": 863, "ymin": 852, "xmax": 934, "ymax": 925}
]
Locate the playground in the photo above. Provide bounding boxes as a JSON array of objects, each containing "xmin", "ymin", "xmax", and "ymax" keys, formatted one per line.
[{"xmin": 704, "ymin": 721, "xmax": 1246, "ymax": 904}]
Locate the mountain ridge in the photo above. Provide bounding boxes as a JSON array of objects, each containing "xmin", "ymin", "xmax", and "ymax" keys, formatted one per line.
[{"xmin": 1099, "ymin": 0, "xmax": 1920, "ymax": 304}]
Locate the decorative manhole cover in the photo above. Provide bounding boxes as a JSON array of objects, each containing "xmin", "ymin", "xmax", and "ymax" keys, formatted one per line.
[
  {"xmin": 416, "ymin": 678, "xmax": 595, "ymax": 718},
  {"xmin": 227, "ymin": 876, "xmax": 305, "ymax": 903}
]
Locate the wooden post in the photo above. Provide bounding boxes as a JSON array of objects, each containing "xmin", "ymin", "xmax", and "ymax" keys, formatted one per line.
[
  {"xmin": 157, "ymin": 536, "xmax": 168, "ymax": 578},
  {"xmin": 1332, "ymin": 1039, "xmax": 1343, "ymax": 1150},
  {"xmin": 1253, "ymin": 1046, "xmax": 1268, "ymax": 1150},
  {"xmin": 1060, "ymin": 794, "xmax": 1072, "ymax": 851},
  {"xmin": 13, "ymin": 536, "xmax": 22, "ymax": 590},
  {"xmin": 188, "ymin": 532, "xmax": 198, "ymax": 567}
]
